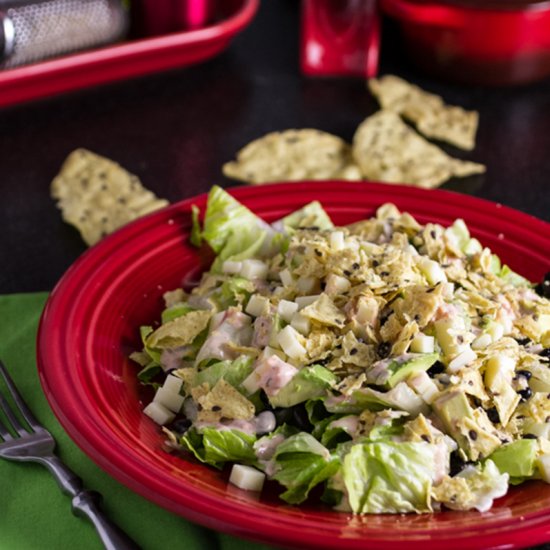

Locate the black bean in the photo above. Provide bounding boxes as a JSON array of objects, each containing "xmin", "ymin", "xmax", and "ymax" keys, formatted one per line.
[
  {"xmin": 468, "ymin": 430, "xmax": 478, "ymax": 441},
  {"xmin": 540, "ymin": 348, "xmax": 550, "ymax": 359},
  {"xmin": 518, "ymin": 387, "xmax": 533, "ymax": 401},
  {"xmin": 377, "ymin": 342, "xmax": 391, "ymax": 359},
  {"xmin": 171, "ymin": 418, "xmax": 192, "ymax": 434},
  {"xmin": 523, "ymin": 434, "xmax": 538, "ymax": 440},
  {"xmin": 486, "ymin": 407, "xmax": 500, "ymax": 424},
  {"xmin": 427, "ymin": 361, "xmax": 445, "ymax": 377},
  {"xmin": 516, "ymin": 369, "xmax": 532, "ymax": 380},
  {"xmin": 449, "ymin": 451, "xmax": 469, "ymax": 476},
  {"xmin": 471, "ymin": 396, "xmax": 482, "ymax": 408},
  {"xmin": 535, "ymin": 273, "xmax": 550, "ymax": 299},
  {"xmin": 515, "ymin": 337, "xmax": 531, "ymax": 346}
]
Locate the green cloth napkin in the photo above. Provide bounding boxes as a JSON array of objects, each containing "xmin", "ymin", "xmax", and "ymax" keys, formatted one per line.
[{"xmin": 0, "ymin": 293, "xmax": 279, "ymax": 550}]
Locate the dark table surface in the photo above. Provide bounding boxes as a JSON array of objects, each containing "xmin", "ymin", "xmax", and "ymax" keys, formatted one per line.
[
  {"xmin": 1, "ymin": 0, "xmax": 549, "ymax": 295},
  {"xmin": 1, "ymin": 0, "xmax": 550, "ymax": 547}
]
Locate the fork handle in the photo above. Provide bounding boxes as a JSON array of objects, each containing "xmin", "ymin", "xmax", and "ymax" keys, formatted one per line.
[
  {"xmin": 39, "ymin": 456, "xmax": 141, "ymax": 550},
  {"xmin": 72, "ymin": 490, "xmax": 141, "ymax": 550}
]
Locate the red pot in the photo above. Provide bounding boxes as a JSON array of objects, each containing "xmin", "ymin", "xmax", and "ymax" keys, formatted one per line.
[{"xmin": 380, "ymin": 0, "xmax": 550, "ymax": 85}]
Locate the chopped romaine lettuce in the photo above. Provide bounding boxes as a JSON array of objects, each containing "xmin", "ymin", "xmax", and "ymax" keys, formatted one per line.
[
  {"xmin": 180, "ymin": 427, "xmax": 256, "ymax": 469},
  {"xmin": 341, "ymin": 441, "xmax": 434, "ymax": 513},
  {"xmin": 131, "ymin": 188, "xmax": 550, "ymax": 516}
]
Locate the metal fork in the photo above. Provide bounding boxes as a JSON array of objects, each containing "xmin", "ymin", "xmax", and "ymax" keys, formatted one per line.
[{"xmin": 0, "ymin": 360, "xmax": 140, "ymax": 550}]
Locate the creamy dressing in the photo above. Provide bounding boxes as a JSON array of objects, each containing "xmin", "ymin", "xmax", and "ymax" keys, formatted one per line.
[
  {"xmin": 195, "ymin": 411, "xmax": 277, "ymax": 437},
  {"xmin": 252, "ymin": 315, "xmax": 273, "ymax": 348},
  {"xmin": 195, "ymin": 308, "xmax": 252, "ymax": 363},
  {"xmin": 160, "ymin": 346, "xmax": 188, "ymax": 371},
  {"xmin": 255, "ymin": 355, "xmax": 299, "ymax": 397},
  {"xmin": 328, "ymin": 415, "xmax": 359, "ymax": 436}
]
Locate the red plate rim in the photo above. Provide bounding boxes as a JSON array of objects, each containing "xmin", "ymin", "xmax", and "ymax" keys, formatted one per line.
[{"xmin": 37, "ymin": 181, "xmax": 550, "ymax": 550}]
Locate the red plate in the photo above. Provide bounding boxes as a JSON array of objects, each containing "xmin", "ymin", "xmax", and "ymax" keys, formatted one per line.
[
  {"xmin": 0, "ymin": 0, "xmax": 258, "ymax": 109},
  {"xmin": 38, "ymin": 182, "xmax": 550, "ymax": 550}
]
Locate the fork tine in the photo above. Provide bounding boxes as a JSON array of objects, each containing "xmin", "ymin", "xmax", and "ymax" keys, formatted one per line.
[
  {"xmin": 0, "ymin": 412, "xmax": 13, "ymax": 441},
  {"xmin": 0, "ymin": 360, "xmax": 41, "ymax": 431}
]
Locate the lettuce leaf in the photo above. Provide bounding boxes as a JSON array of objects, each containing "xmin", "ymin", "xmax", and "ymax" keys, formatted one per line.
[
  {"xmin": 488, "ymin": 439, "xmax": 537, "ymax": 484},
  {"xmin": 194, "ymin": 356, "xmax": 254, "ymax": 394},
  {"xmin": 198, "ymin": 186, "xmax": 276, "ymax": 271},
  {"xmin": 342, "ymin": 441, "xmax": 434, "ymax": 513},
  {"xmin": 180, "ymin": 427, "xmax": 256, "ymax": 469},
  {"xmin": 271, "ymin": 432, "xmax": 339, "ymax": 504}
]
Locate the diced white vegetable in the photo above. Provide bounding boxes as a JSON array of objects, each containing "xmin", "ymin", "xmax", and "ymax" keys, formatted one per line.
[
  {"xmin": 447, "ymin": 347, "xmax": 477, "ymax": 372},
  {"xmin": 272, "ymin": 286, "xmax": 285, "ymax": 297},
  {"xmin": 162, "ymin": 374, "xmax": 183, "ymax": 394},
  {"xmin": 486, "ymin": 321, "xmax": 505, "ymax": 343},
  {"xmin": 259, "ymin": 346, "xmax": 286, "ymax": 361},
  {"xmin": 240, "ymin": 259, "xmax": 269, "ymax": 280},
  {"xmin": 143, "ymin": 401, "xmax": 175, "ymax": 426},
  {"xmin": 418, "ymin": 257, "xmax": 447, "ymax": 285},
  {"xmin": 434, "ymin": 317, "xmax": 466, "ymax": 357},
  {"xmin": 355, "ymin": 297, "xmax": 379, "ymax": 326},
  {"xmin": 153, "ymin": 386, "xmax": 185, "ymax": 413},
  {"xmin": 441, "ymin": 282, "xmax": 455, "ymax": 299},
  {"xmin": 279, "ymin": 268, "xmax": 294, "ymax": 287},
  {"xmin": 325, "ymin": 273, "xmax": 351, "ymax": 295},
  {"xmin": 277, "ymin": 325, "xmax": 307, "ymax": 359},
  {"xmin": 536, "ymin": 454, "xmax": 550, "ymax": 483},
  {"xmin": 407, "ymin": 371, "xmax": 440, "ymax": 404},
  {"xmin": 524, "ymin": 421, "xmax": 550, "ymax": 439},
  {"xmin": 277, "ymin": 300, "xmax": 298, "ymax": 323},
  {"xmin": 222, "ymin": 260, "xmax": 243, "ymax": 274},
  {"xmin": 241, "ymin": 370, "xmax": 261, "ymax": 394},
  {"xmin": 387, "ymin": 383, "xmax": 428, "ymax": 416},
  {"xmin": 538, "ymin": 314, "xmax": 550, "ymax": 334},
  {"xmin": 330, "ymin": 231, "xmax": 345, "ymax": 251},
  {"xmin": 410, "ymin": 334, "xmax": 435, "ymax": 354},
  {"xmin": 295, "ymin": 295, "xmax": 320, "ymax": 310},
  {"xmin": 345, "ymin": 239, "xmax": 359, "ymax": 252},
  {"xmin": 245, "ymin": 294, "xmax": 269, "ymax": 317},
  {"xmin": 296, "ymin": 276, "xmax": 317, "ymax": 294},
  {"xmin": 290, "ymin": 312, "xmax": 311, "ymax": 336},
  {"xmin": 484, "ymin": 355, "xmax": 515, "ymax": 389},
  {"xmin": 229, "ymin": 464, "xmax": 266, "ymax": 492},
  {"xmin": 464, "ymin": 238, "xmax": 482, "ymax": 256},
  {"xmin": 472, "ymin": 333, "xmax": 492, "ymax": 350}
]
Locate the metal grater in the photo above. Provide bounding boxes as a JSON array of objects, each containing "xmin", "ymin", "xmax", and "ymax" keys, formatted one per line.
[{"xmin": 0, "ymin": 0, "xmax": 128, "ymax": 68}]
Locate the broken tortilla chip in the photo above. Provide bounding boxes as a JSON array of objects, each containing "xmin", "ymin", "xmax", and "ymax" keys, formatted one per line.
[
  {"xmin": 51, "ymin": 148, "xmax": 169, "ymax": 246},
  {"xmin": 222, "ymin": 129, "xmax": 361, "ymax": 184},
  {"xmin": 368, "ymin": 75, "xmax": 479, "ymax": 151},
  {"xmin": 352, "ymin": 110, "xmax": 485, "ymax": 188}
]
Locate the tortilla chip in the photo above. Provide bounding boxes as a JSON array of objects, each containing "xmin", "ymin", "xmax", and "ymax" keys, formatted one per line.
[
  {"xmin": 300, "ymin": 293, "xmax": 346, "ymax": 328},
  {"xmin": 145, "ymin": 310, "xmax": 212, "ymax": 349},
  {"xmin": 192, "ymin": 379, "xmax": 255, "ymax": 423},
  {"xmin": 222, "ymin": 129, "xmax": 361, "ymax": 184},
  {"xmin": 51, "ymin": 148, "xmax": 169, "ymax": 245},
  {"xmin": 352, "ymin": 111, "xmax": 485, "ymax": 188},
  {"xmin": 368, "ymin": 75, "xmax": 479, "ymax": 151}
]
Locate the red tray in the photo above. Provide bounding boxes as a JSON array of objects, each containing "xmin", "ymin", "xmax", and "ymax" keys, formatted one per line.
[{"xmin": 0, "ymin": 0, "xmax": 258, "ymax": 109}]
